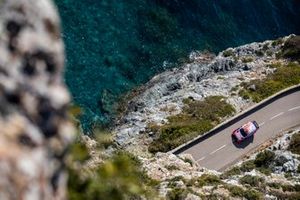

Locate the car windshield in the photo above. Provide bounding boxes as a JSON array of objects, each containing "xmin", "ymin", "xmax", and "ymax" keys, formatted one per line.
[{"xmin": 240, "ymin": 128, "xmax": 247, "ymax": 137}]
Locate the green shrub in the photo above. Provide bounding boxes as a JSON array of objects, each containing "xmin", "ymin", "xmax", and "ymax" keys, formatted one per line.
[
  {"xmin": 168, "ymin": 176, "xmax": 184, "ymax": 183},
  {"xmin": 258, "ymin": 167, "xmax": 272, "ymax": 176},
  {"xmin": 289, "ymin": 132, "xmax": 300, "ymax": 155},
  {"xmin": 266, "ymin": 50, "xmax": 273, "ymax": 56},
  {"xmin": 270, "ymin": 190, "xmax": 300, "ymax": 200},
  {"xmin": 244, "ymin": 189, "xmax": 263, "ymax": 200},
  {"xmin": 238, "ymin": 89, "xmax": 251, "ymax": 100},
  {"xmin": 189, "ymin": 174, "xmax": 222, "ymax": 187},
  {"xmin": 242, "ymin": 57, "xmax": 254, "ymax": 63},
  {"xmin": 227, "ymin": 185, "xmax": 263, "ymax": 200},
  {"xmin": 182, "ymin": 157, "xmax": 193, "ymax": 166},
  {"xmin": 281, "ymin": 184, "xmax": 300, "ymax": 192},
  {"xmin": 167, "ymin": 188, "xmax": 188, "ymax": 200},
  {"xmin": 67, "ymin": 151, "xmax": 157, "ymax": 200},
  {"xmin": 240, "ymin": 160, "xmax": 256, "ymax": 172},
  {"xmin": 262, "ymin": 43, "xmax": 269, "ymax": 51},
  {"xmin": 282, "ymin": 184, "xmax": 296, "ymax": 192},
  {"xmin": 226, "ymin": 185, "xmax": 244, "ymax": 197},
  {"xmin": 148, "ymin": 120, "xmax": 213, "ymax": 153},
  {"xmin": 166, "ymin": 165, "xmax": 180, "ymax": 171},
  {"xmin": 239, "ymin": 175, "xmax": 264, "ymax": 187},
  {"xmin": 267, "ymin": 182, "xmax": 281, "ymax": 189},
  {"xmin": 272, "ymin": 38, "xmax": 283, "ymax": 47},
  {"xmin": 230, "ymin": 85, "xmax": 239, "ymax": 92},
  {"xmin": 281, "ymin": 35, "xmax": 300, "ymax": 61},
  {"xmin": 254, "ymin": 150, "xmax": 275, "ymax": 167},
  {"xmin": 68, "ymin": 142, "xmax": 90, "ymax": 163},
  {"xmin": 223, "ymin": 49, "xmax": 234, "ymax": 57},
  {"xmin": 285, "ymin": 172, "xmax": 293, "ymax": 179},
  {"xmin": 267, "ymin": 62, "xmax": 281, "ymax": 68},
  {"xmin": 221, "ymin": 167, "xmax": 241, "ymax": 179},
  {"xmin": 255, "ymin": 50, "xmax": 264, "ymax": 57},
  {"xmin": 239, "ymin": 151, "xmax": 274, "ymax": 176},
  {"xmin": 149, "ymin": 96, "xmax": 235, "ymax": 153}
]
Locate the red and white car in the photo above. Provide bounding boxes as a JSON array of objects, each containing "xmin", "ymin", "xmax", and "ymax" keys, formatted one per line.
[{"xmin": 232, "ymin": 121, "xmax": 259, "ymax": 144}]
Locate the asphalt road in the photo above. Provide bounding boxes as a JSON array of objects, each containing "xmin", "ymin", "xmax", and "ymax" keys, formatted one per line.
[{"xmin": 179, "ymin": 90, "xmax": 300, "ymax": 171}]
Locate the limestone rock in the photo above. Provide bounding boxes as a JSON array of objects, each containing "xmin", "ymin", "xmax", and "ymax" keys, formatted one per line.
[
  {"xmin": 184, "ymin": 193, "xmax": 201, "ymax": 200},
  {"xmin": 141, "ymin": 152, "xmax": 207, "ymax": 181},
  {"xmin": 0, "ymin": 0, "xmax": 74, "ymax": 199}
]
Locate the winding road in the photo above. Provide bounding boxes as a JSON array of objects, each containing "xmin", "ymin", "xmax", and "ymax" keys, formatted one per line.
[{"xmin": 175, "ymin": 89, "xmax": 300, "ymax": 171}]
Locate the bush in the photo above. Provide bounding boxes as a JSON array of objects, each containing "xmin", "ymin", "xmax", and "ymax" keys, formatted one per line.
[
  {"xmin": 230, "ymin": 85, "xmax": 239, "ymax": 92},
  {"xmin": 258, "ymin": 167, "xmax": 272, "ymax": 176},
  {"xmin": 166, "ymin": 165, "xmax": 180, "ymax": 171},
  {"xmin": 240, "ymin": 160, "xmax": 256, "ymax": 172},
  {"xmin": 282, "ymin": 184, "xmax": 295, "ymax": 192},
  {"xmin": 267, "ymin": 182, "xmax": 281, "ymax": 189},
  {"xmin": 282, "ymin": 184, "xmax": 300, "ymax": 192},
  {"xmin": 239, "ymin": 175, "xmax": 264, "ymax": 187},
  {"xmin": 271, "ymin": 38, "xmax": 283, "ymax": 47},
  {"xmin": 242, "ymin": 57, "xmax": 254, "ymax": 63},
  {"xmin": 255, "ymin": 50, "xmax": 264, "ymax": 57},
  {"xmin": 270, "ymin": 190, "xmax": 300, "ymax": 200},
  {"xmin": 254, "ymin": 150, "xmax": 275, "ymax": 167},
  {"xmin": 67, "ymin": 151, "xmax": 157, "ymax": 200},
  {"xmin": 182, "ymin": 157, "xmax": 193, "ymax": 166},
  {"xmin": 227, "ymin": 185, "xmax": 263, "ymax": 200},
  {"xmin": 227, "ymin": 185, "xmax": 244, "ymax": 197},
  {"xmin": 223, "ymin": 49, "xmax": 234, "ymax": 57},
  {"xmin": 289, "ymin": 132, "xmax": 300, "ymax": 155},
  {"xmin": 149, "ymin": 96, "xmax": 235, "ymax": 153},
  {"xmin": 238, "ymin": 89, "xmax": 251, "ymax": 100},
  {"xmin": 244, "ymin": 189, "xmax": 263, "ymax": 200},
  {"xmin": 281, "ymin": 35, "xmax": 300, "ymax": 61},
  {"xmin": 189, "ymin": 174, "xmax": 222, "ymax": 187},
  {"xmin": 68, "ymin": 142, "xmax": 91, "ymax": 163},
  {"xmin": 221, "ymin": 167, "xmax": 241, "ymax": 179},
  {"xmin": 167, "ymin": 188, "xmax": 188, "ymax": 200}
]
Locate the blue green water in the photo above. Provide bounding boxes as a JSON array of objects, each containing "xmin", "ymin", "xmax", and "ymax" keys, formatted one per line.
[{"xmin": 54, "ymin": 0, "xmax": 300, "ymax": 131}]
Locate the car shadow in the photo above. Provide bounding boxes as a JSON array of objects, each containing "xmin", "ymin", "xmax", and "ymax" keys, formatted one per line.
[{"xmin": 232, "ymin": 135, "xmax": 254, "ymax": 149}]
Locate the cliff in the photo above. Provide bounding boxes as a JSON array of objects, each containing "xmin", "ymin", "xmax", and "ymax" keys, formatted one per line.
[{"xmin": 114, "ymin": 35, "xmax": 297, "ymax": 155}]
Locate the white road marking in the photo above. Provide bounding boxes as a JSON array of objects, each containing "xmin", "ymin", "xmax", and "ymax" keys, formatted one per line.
[
  {"xmin": 210, "ymin": 144, "xmax": 227, "ymax": 155},
  {"xmin": 270, "ymin": 112, "xmax": 284, "ymax": 120},
  {"xmin": 289, "ymin": 106, "xmax": 300, "ymax": 111},
  {"xmin": 259, "ymin": 122, "xmax": 265, "ymax": 126},
  {"xmin": 196, "ymin": 156, "xmax": 206, "ymax": 162}
]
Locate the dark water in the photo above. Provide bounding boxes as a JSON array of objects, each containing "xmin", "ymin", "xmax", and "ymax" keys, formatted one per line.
[{"xmin": 54, "ymin": 0, "xmax": 300, "ymax": 131}]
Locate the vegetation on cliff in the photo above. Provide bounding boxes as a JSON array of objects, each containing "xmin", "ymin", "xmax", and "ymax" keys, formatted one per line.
[
  {"xmin": 239, "ymin": 62, "xmax": 300, "ymax": 102},
  {"xmin": 289, "ymin": 131, "xmax": 300, "ymax": 155},
  {"xmin": 67, "ymin": 142, "xmax": 158, "ymax": 200},
  {"xmin": 148, "ymin": 96, "xmax": 235, "ymax": 153},
  {"xmin": 238, "ymin": 35, "xmax": 300, "ymax": 102}
]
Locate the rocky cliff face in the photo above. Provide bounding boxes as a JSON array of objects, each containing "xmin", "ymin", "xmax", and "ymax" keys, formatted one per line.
[
  {"xmin": 0, "ymin": 0, "xmax": 74, "ymax": 199},
  {"xmin": 114, "ymin": 35, "xmax": 290, "ymax": 155}
]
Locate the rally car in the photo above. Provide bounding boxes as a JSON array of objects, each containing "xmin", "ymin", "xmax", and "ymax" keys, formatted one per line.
[{"xmin": 232, "ymin": 121, "xmax": 259, "ymax": 144}]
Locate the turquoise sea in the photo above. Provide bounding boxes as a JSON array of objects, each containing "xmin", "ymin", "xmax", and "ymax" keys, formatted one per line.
[{"xmin": 54, "ymin": 0, "xmax": 300, "ymax": 131}]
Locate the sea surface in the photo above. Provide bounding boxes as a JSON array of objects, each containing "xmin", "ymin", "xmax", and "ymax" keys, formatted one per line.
[{"xmin": 54, "ymin": 0, "xmax": 300, "ymax": 131}]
